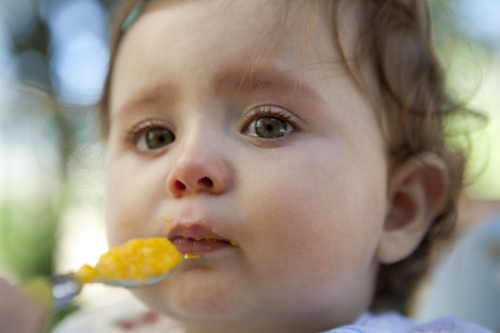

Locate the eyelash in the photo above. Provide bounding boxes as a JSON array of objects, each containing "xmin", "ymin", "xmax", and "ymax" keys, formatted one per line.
[
  {"xmin": 243, "ymin": 105, "xmax": 301, "ymax": 132},
  {"xmin": 123, "ymin": 119, "xmax": 171, "ymax": 146},
  {"xmin": 122, "ymin": 105, "xmax": 300, "ymax": 147}
]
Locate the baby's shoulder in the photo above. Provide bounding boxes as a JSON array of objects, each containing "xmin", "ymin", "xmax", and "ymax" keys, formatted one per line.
[
  {"xmin": 51, "ymin": 297, "xmax": 182, "ymax": 333},
  {"xmin": 324, "ymin": 311, "xmax": 494, "ymax": 333}
]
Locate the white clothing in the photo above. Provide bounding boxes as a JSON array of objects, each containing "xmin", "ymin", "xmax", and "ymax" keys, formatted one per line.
[{"xmin": 52, "ymin": 297, "xmax": 493, "ymax": 333}]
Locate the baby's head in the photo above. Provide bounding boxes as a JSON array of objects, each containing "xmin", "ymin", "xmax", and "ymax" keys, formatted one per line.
[{"xmin": 99, "ymin": 0, "xmax": 467, "ymax": 331}]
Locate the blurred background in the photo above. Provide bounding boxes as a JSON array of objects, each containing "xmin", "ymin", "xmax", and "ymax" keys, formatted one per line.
[
  {"xmin": 0, "ymin": 0, "xmax": 499, "ymax": 331},
  {"xmin": 0, "ymin": 0, "xmax": 122, "ymax": 328}
]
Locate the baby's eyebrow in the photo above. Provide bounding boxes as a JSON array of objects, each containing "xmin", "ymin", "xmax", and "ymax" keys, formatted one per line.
[
  {"xmin": 112, "ymin": 81, "xmax": 179, "ymax": 120},
  {"xmin": 113, "ymin": 66, "xmax": 324, "ymax": 119},
  {"xmin": 213, "ymin": 66, "xmax": 325, "ymax": 103}
]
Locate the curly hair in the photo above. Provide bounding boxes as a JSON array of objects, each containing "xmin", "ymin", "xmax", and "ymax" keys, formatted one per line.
[
  {"xmin": 98, "ymin": 0, "xmax": 479, "ymax": 314},
  {"xmin": 321, "ymin": 0, "xmax": 478, "ymax": 312}
]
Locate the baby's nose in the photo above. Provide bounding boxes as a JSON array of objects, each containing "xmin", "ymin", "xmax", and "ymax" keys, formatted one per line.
[
  {"xmin": 172, "ymin": 177, "xmax": 213, "ymax": 192},
  {"xmin": 166, "ymin": 144, "xmax": 232, "ymax": 197}
]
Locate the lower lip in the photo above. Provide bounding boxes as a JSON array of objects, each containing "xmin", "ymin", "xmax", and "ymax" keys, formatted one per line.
[{"xmin": 171, "ymin": 237, "xmax": 233, "ymax": 254}]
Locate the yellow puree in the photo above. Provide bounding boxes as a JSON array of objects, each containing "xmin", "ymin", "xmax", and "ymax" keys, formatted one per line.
[{"xmin": 75, "ymin": 238, "xmax": 183, "ymax": 284}]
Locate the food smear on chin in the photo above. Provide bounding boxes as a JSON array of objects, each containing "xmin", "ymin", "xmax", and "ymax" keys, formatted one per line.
[{"xmin": 184, "ymin": 253, "xmax": 201, "ymax": 259}]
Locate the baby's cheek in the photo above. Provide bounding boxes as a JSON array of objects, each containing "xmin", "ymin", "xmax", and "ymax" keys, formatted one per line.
[
  {"xmin": 104, "ymin": 165, "xmax": 149, "ymax": 245},
  {"xmin": 105, "ymin": 219, "xmax": 131, "ymax": 247},
  {"xmin": 104, "ymin": 187, "xmax": 144, "ymax": 246}
]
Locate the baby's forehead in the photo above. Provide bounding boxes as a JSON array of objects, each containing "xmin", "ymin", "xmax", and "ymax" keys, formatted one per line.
[
  {"xmin": 118, "ymin": 0, "xmax": 358, "ymax": 77},
  {"xmin": 138, "ymin": 1, "xmax": 306, "ymax": 46},
  {"xmin": 109, "ymin": 0, "xmax": 370, "ymax": 120}
]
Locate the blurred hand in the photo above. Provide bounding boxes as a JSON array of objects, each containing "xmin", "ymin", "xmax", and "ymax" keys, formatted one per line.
[{"xmin": 0, "ymin": 277, "xmax": 47, "ymax": 333}]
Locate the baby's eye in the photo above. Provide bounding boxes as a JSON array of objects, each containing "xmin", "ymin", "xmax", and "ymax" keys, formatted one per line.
[
  {"xmin": 136, "ymin": 127, "xmax": 175, "ymax": 151},
  {"xmin": 243, "ymin": 106, "xmax": 296, "ymax": 139},
  {"xmin": 246, "ymin": 117, "xmax": 289, "ymax": 138}
]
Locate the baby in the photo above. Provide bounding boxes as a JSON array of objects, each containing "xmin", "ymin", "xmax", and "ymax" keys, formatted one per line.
[{"xmin": 0, "ymin": 0, "xmax": 493, "ymax": 332}]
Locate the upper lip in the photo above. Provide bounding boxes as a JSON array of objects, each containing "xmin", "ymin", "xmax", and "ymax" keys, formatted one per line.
[{"xmin": 166, "ymin": 222, "xmax": 229, "ymax": 242}]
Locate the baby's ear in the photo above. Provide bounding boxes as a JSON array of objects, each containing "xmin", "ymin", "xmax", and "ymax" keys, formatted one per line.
[{"xmin": 376, "ymin": 154, "xmax": 449, "ymax": 264}]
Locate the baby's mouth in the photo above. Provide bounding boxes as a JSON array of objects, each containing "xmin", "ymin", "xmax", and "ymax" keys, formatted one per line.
[
  {"xmin": 170, "ymin": 237, "xmax": 233, "ymax": 255},
  {"xmin": 166, "ymin": 223, "xmax": 235, "ymax": 255}
]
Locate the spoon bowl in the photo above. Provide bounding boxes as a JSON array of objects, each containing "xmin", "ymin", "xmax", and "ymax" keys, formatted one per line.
[{"xmin": 93, "ymin": 271, "xmax": 172, "ymax": 288}]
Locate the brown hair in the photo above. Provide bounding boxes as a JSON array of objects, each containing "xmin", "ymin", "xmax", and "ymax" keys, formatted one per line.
[
  {"xmin": 327, "ymin": 0, "xmax": 474, "ymax": 313},
  {"xmin": 99, "ymin": 0, "xmax": 480, "ymax": 314}
]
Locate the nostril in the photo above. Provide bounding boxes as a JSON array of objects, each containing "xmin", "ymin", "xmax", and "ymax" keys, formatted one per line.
[
  {"xmin": 175, "ymin": 180, "xmax": 187, "ymax": 190},
  {"xmin": 198, "ymin": 177, "xmax": 213, "ymax": 187}
]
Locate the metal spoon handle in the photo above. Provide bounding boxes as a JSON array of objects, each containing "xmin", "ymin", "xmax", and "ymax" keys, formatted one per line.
[
  {"xmin": 21, "ymin": 274, "xmax": 82, "ymax": 310},
  {"xmin": 50, "ymin": 274, "xmax": 83, "ymax": 309}
]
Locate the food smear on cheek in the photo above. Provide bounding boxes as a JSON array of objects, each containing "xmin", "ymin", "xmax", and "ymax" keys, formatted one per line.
[
  {"xmin": 119, "ymin": 220, "xmax": 132, "ymax": 226},
  {"xmin": 118, "ymin": 219, "xmax": 140, "ymax": 234},
  {"xmin": 164, "ymin": 225, "xmax": 173, "ymax": 234},
  {"xmin": 161, "ymin": 218, "xmax": 174, "ymax": 235},
  {"xmin": 75, "ymin": 238, "xmax": 183, "ymax": 284}
]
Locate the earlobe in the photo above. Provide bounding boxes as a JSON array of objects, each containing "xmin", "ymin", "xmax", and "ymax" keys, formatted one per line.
[{"xmin": 376, "ymin": 154, "xmax": 449, "ymax": 264}]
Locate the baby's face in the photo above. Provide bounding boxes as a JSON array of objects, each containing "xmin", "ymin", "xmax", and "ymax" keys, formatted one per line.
[{"xmin": 106, "ymin": 0, "xmax": 389, "ymax": 331}]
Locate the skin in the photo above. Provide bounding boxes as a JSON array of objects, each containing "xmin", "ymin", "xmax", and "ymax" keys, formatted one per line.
[{"xmin": 105, "ymin": 1, "xmax": 446, "ymax": 332}]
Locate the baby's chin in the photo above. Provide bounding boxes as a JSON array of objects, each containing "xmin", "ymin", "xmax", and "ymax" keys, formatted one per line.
[
  {"xmin": 131, "ymin": 290, "xmax": 268, "ymax": 333},
  {"xmin": 130, "ymin": 281, "xmax": 352, "ymax": 333},
  {"xmin": 130, "ymin": 271, "xmax": 251, "ymax": 321}
]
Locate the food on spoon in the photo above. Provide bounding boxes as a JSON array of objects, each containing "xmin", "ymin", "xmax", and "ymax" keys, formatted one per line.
[{"xmin": 75, "ymin": 238, "xmax": 183, "ymax": 284}]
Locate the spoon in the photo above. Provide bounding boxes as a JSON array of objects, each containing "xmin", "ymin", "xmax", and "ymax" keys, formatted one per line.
[
  {"xmin": 21, "ymin": 270, "xmax": 173, "ymax": 310},
  {"xmin": 21, "ymin": 238, "xmax": 182, "ymax": 309}
]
